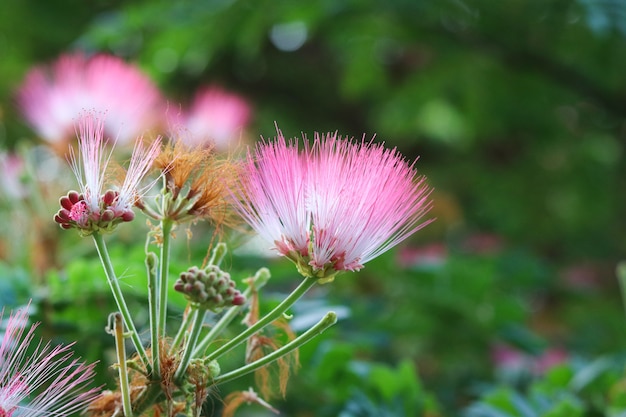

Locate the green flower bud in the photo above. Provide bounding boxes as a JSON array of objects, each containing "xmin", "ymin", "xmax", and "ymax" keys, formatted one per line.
[{"xmin": 174, "ymin": 265, "xmax": 246, "ymax": 312}]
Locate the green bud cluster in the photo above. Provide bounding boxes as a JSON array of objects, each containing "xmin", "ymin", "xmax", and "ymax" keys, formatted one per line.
[
  {"xmin": 180, "ymin": 358, "xmax": 220, "ymax": 397},
  {"xmin": 174, "ymin": 265, "xmax": 246, "ymax": 311},
  {"xmin": 188, "ymin": 358, "xmax": 220, "ymax": 381}
]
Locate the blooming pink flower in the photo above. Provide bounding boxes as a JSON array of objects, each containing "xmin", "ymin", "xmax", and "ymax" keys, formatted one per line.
[
  {"xmin": 168, "ymin": 86, "xmax": 251, "ymax": 150},
  {"xmin": 54, "ymin": 113, "xmax": 161, "ymax": 235},
  {"xmin": 231, "ymin": 131, "xmax": 433, "ymax": 282},
  {"xmin": 17, "ymin": 52, "xmax": 163, "ymax": 145},
  {"xmin": 0, "ymin": 304, "xmax": 98, "ymax": 417}
]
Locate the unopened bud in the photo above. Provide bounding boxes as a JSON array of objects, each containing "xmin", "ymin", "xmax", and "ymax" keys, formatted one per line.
[
  {"xmin": 174, "ymin": 265, "xmax": 246, "ymax": 312},
  {"xmin": 121, "ymin": 210, "xmax": 135, "ymax": 222},
  {"xmin": 101, "ymin": 209, "xmax": 114, "ymax": 222},
  {"xmin": 103, "ymin": 190, "xmax": 118, "ymax": 206},
  {"xmin": 59, "ymin": 195, "xmax": 73, "ymax": 210}
]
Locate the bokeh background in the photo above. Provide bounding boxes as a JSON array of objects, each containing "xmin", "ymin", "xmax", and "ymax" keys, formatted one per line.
[{"xmin": 1, "ymin": 0, "xmax": 626, "ymax": 416}]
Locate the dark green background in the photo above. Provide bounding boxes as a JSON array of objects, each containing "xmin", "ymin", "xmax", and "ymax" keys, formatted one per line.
[{"xmin": 1, "ymin": 1, "xmax": 625, "ymax": 416}]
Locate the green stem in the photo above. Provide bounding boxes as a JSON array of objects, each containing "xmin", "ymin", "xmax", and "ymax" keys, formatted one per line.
[
  {"xmin": 174, "ymin": 306, "xmax": 207, "ymax": 384},
  {"xmin": 158, "ymin": 218, "xmax": 174, "ymax": 336},
  {"xmin": 192, "ymin": 267, "xmax": 271, "ymax": 358},
  {"xmin": 205, "ymin": 278, "xmax": 317, "ymax": 362},
  {"xmin": 92, "ymin": 232, "xmax": 150, "ymax": 370},
  {"xmin": 146, "ymin": 252, "xmax": 160, "ymax": 379},
  {"xmin": 111, "ymin": 313, "xmax": 133, "ymax": 417},
  {"xmin": 170, "ymin": 306, "xmax": 194, "ymax": 354},
  {"xmin": 191, "ymin": 301, "xmax": 243, "ymax": 358},
  {"xmin": 207, "ymin": 242, "xmax": 227, "ymax": 267},
  {"xmin": 213, "ymin": 311, "xmax": 337, "ymax": 385}
]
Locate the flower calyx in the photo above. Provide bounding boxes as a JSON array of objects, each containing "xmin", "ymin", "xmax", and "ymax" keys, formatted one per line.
[
  {"xmin": 282, "ymin": 248, "xmax": 342, "ymax": 284},
  {"xmin": 174, "ymin": 265, "xmax": 246, "ymax": 312}
]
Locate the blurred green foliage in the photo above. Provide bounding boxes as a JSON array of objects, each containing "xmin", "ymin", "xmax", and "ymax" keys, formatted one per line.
[
  {"xmin": 3, "ymin": 0, "xmax": 625, "ymax": 257},
  {"xmin": 1, "ymin": 0, "xmax": 626, "ymax": 415}
]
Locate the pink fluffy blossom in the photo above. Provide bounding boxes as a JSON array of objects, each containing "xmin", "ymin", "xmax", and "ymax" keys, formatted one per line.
[
  {"xmin": 168, "ymin": 86, "xmax": 251, "ymax": 150},
  {"xmin": 54, "ymin": 113, "xmax": 161, "ymax": 235},
  {"xmin": 231, "ymin": 131, "xmax": 433, "ymax": 282},
  {"xmin": 17, "ymin": 52, "xmax": 163, "ymax": 145},
  {"xmin": 0, "ymin": 304, "xmax": 98, "ymax": 417}
]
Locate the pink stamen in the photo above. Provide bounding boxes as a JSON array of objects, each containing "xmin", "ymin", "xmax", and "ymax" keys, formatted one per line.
[
  {"xmin": 68, "ymin": 201, "xmax": 88, "ymax": 225},
  {"xmin": 230, "ymin": 128, "xmax": 433, "ymax": 278},
  {"xmin": 0, "ymin": 303, "xmax": 98, "ymax": 417}
]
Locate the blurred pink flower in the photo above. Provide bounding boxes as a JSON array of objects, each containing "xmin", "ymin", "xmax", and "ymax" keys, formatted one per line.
[
  {"xmin": 231, "ymin": 130, "xmax": 433, "ymax": 282},
  {"xmin": 492, "ymin": 343, "xmax": 568, "ymax": 376},
  {"xmin": 54, "ymin": 113, "xmax": 161, "ymax": 235},
  {"xmin": 17, "ymin": 52, "xmax": 163, "ymax": 146},
  {"xmin": 559, "ymin": 263, "xmax": 602, "ymax": 290},
  {"xmin": 0, "ymin": 152, "xmax": 26, "ymax": 199},
  {"xmin": 534, "ymin": 348, "xmax": 569, "ymax": 374},
  {"xmin": 491, "ymin": 343, "xmax": 527, "ymax": 373},
  {"xmin": 0, "ymin": 303, "xmax": 98, "ymax": 417},
  {"xmin": 397, "ymin": 242, "xmax": 447, "ymax": 269},
  {"xmin": 168, "ymin": 86, "xmax": 251, "ymax": 150},
  {"xmin": 461, "ymin": 233, "xmax": 505, "ymax": 255}
]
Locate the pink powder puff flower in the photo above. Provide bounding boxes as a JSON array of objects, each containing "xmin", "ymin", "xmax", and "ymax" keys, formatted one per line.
[
  {"xmin": 16, "ymin": 52, "xmax": 163, "ymax": 147},
  {"xmin": 0, "ymin": 303, "xmax": 98, "ymax": 417},
  {"xmin": 231, "ymin": 130, "xmax": 433, "ymax": 283},
  {"xmin": 54, "ymin": 113, "xmax": 161, "ymax": 235},
  {"xmin": 168, "ymin": 86, "xmax": 251, "ymax": 151}
]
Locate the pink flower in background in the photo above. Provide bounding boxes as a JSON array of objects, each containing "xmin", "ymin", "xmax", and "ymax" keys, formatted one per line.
[
  {"xmin": 17, "ymin": 52, "xmax": 163, "ymax": 146},
  {"xmin": 54, "ymin": 113, "xmax": 161, "ymax": 235},
  {"xmin": 231, "ymin": 130, "xmax": 433, "ymax": 282},
  {"xmin": 491, "ymin": 343, "xmax": 569, "ymax": 376},
  {"xmin": 397, "ymin": 242, "xmax": 447, "ymax": 269},
  {"xmin": 168, "ymin": 86, "xmax": 251, "ymax": 150},
  {"xmin": 560, "ymin": 263, "xmax": 603, "ymax": 290},
  {"xmin": 461, "ymin": 233, "xmax": 505, "ymax": 255},
  {"xmin": 0, "ymin": 303, "xmax": 98, "ymax": 417},
  {"xmin": 534, "ymin": 348, "xmax": 569, "ymax": 374},
  {"xmin": 0, "ymin": 153, "xmax": 27, "ymax": 199}
]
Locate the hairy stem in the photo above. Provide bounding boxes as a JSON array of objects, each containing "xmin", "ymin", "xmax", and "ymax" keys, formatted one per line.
[
  {"xmin": 92, "ymin": 232, "xmax": 150, "ymax": 370},
  {"xmin": 158, "ymin": 218, "xmax": 173, "ymax": 336},
  {"xmin": 174, "ymin": 306, "xmax": 207, "ymax": 384},
  {"xmin": 205, "ymin": 277, "xmax": 316, "ymax": 362},
  {"xmin": 170, "ymin": 305, "xmax": 194, "ymax": 355},
  {"xmin": 146, "ymin": 252, "xmax": 160, "ymax": 379},
  {"xmin": 214, "ymin": 311, "xmax": 337, "ymax": 385},
  {"xmin": 191, "ymin": 268, "xmax": 270, "ymax": 358},
  {"xmin": 110, "ymin": 313, "xmax": 133, "ymax": 417}
]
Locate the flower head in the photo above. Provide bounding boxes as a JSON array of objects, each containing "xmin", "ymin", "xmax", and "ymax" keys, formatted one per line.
[
  {"xmin": 167, "ymin": 86, "xmax": 251, "ymax": 151},
  {"xmin": 17, "ymin": 52, "xmax": 163, "ymax": 147},
  {"xmin": 54, "ymin": 113, "xmax": 161, "ymax": 235},
  {"xmin": 0, "ymin": 304, "xmax": 98, "ymax": 417},
  {"xmin": 144, "ymin": 139, "xmax": 238, "ymax": 226},
  {"xmin": 231, "ymin": 131, "xmax": 433, "ymax": 282}
]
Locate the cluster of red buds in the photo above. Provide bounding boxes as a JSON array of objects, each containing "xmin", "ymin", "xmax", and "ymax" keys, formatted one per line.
[
  {"xmin": 174, "ymin": 265, "xmax": 246, "ymax": 312},
  {"xmin": 53, "ymin": 190, "xmax": 135, "ymax": 236}
]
